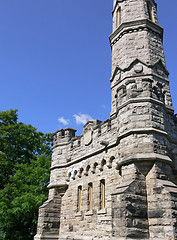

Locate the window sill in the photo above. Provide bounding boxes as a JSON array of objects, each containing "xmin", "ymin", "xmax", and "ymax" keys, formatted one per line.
[
  {"xmin": 85, "ymin": 210, "xmax": 93, "ymax": 216},
  {"xmin": 97, "ymin": 208, "xmax": 107, "ymax": 215},
  {"xmin": 75, "ymin": 211, "xmax": 82, "ymax": 217}
]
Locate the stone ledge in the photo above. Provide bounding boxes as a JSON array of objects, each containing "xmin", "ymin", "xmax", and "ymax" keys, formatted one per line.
[
  {"xmin": 110, "ymin": 19, "xmax": 163, "ymax": 45},
  {"xmin": 75, "ymin": 211, "xmax": 82, "ymax": 217},
  {"xmin": 117, "ymin": 127, "xmax": 177, "ymax": 145},
  {"xmin": 97, "ymin": 208, "xmax": 107, "ymax": 215},
  {"xmin": 39, "ymin": 199, "xmax": 53, "ymax": 209},
  {"xmin": 47, "ymin": 180, "xmax": 68, "ymax": 189},
  {"xmin": 117, "ymin": 153, "xmax": 174, "ymax": 169},
  {"xmin": 111, "ymin": 179, "xmax": 134, "ymax": 195},
  {"xmin": 85, "ymin": 210, "xmax": 93, "ymax": 216},
  {"xmin": 117, "ymin": 96, "xmax": 172, "ymax": 113},
  {"xmin": 34, "ymin": 233, "xmax": 59, "ymax": 240},
  {"xmin": 110, "ymin": 67, "xmax": 169, "ymax": 87}
]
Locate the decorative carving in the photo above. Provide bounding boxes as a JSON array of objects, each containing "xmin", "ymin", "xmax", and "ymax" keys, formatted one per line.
[
  {"xmin": 134, "ymin": 65, "xmax": 143, "ymax": 73},
  {"xmin": 156, "ymin": 68, "xmax": 163, "ymax": 76},
  {"xmin": 117, "ymin": 85, "xmax": 126, "ymax": 98},
  {"xmin": 152, "ymin": 83, "xmax": 164, "ymax": 102},
  {"xmin": 83, "ymin": 120, "xmax": 101, "ymax": 146},
  {"xmin": 84, "ymin": 128, "xmax": 93, "ymax": 146},
  {"xmin": 116, "ymin": 70, "xmax": 121, "ymax": 81}
]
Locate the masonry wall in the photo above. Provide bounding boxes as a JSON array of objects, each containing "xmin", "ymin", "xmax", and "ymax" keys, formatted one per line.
[{"xmin": 59, "ymin": 150, "xmax": 120, "ymax": 240}]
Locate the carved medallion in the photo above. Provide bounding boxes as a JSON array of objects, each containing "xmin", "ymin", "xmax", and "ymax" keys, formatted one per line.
[
  {"xmin": 84, "ymin": 129, "xmax": 93, "ymax": 146},
  {"xmin": 134, "ymin": 65, "xmax": 143, "ymax": 73}
]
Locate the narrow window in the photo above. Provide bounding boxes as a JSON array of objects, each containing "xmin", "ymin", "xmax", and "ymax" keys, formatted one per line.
[
  {"xmin": 116, "ymin": 7, "xmax": 121, "ymax": 28},
  {"xmin": 100, "ymin": 179, "xmax": 105, "ymax": 209},
  {"xmin": 147, "ymin": 1, "xmax": 153, "ymax": 21},
  {"xmin": 77, "ymin": 186, "xmax": 82, "ymax": 212},
  {"xmin": 88, "ymin": 183, "xmax": 93, "ymax": 211}
]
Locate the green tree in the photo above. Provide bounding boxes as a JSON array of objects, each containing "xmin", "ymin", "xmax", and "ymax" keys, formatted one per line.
[{"xmin": 0, "ymin": 109, "xmax": 52, "ymax": 240}]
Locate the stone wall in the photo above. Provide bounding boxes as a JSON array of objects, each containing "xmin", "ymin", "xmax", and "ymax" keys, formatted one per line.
[{"xmin": 59, "ymin": 148, "xmax": 119, "ymax": 239}]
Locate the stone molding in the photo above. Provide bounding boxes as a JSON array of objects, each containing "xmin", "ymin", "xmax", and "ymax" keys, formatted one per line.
[
  {"xmin": 50, "ymin": 140, "xmax": 117, "ymax": 170},
  {"xmin": 110, "ymin": 58, "xmax": 169, "ymax": 83},
  {"xmin": 47, "ymin": 180, "xmax": 68, "ymax": 189},
  {"xmin": 109, "ymin": 19, "xmax": 163, "ymax": 46},
  {"xmin": 116, "ymin": 97, "xmax": 174, "ymax": 114},
  {"xmin": 117, "ymin": 153, "xmax": 174, "ymax": 169}
]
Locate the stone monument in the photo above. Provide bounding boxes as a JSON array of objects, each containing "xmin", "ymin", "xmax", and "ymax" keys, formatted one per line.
[{"xmin": 34, "ymin": 0, "xmax": 177, "ymax": 239}]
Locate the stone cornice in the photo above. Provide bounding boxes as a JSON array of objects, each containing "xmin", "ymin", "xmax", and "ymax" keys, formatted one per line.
[
  {"xmin": 47, "ymin": 180, "xmax": 68, "ymax": 189},
  {"xmin": 111, "ymin": 73, "xmax": 169, "ymax": 89},
  {"xmin": 117, "ymin": 127, "xmax": 176, "ymax": 144},
  {"xmin": 109, "ymin": 19, "xmax": 163, "ymax": 47},
  {"xmin": 110, "ymin": 59, "xmax": 169, "ymax": 83},
  {"xmin": 117, "ymin": 127, "xmax": 177, "ymax": 147},
  {"xmin": 117, "ymin": 153, "xmax": 174, "ymax": 170},
  {"xmin": 116, "ymin": 96, "xmax": 174, "ymax": 115}
]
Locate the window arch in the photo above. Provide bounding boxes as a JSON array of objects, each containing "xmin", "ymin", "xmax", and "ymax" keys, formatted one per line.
[
  {"xmin": 116, "ymin": 7, "xmax": 121, "ymax": 28},
  {"xmin": 84, "ymin": 165, "xmax": 90, "ymax": 176},
  {"xmin": 147, "ymin": 1, "xmax": 153, "ymax": 21},
  {"xmin": 78, "ymin": 167, "xmax": 83, "ymax": 178},
  {"xmin": 99, "ymin": 159, "xmax": 106, "ymax": 171}
]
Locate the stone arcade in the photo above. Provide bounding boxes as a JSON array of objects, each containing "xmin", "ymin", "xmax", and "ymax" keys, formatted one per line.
[{"xmin": 34, "ymin": 0, "xmax": 177, "ymax": 239}]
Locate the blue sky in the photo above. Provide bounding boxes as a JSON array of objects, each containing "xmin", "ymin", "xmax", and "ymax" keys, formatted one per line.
[{"xmin": 0, "ymin": 0, "xmax": 177, "ymax": 135}]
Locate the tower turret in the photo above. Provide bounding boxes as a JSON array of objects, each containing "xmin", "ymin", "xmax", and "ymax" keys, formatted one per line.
[
  {"xmin": 110, "ymin": 0, "xmax": 172, "ymax": 117},
  {"xmin": 110, "ymin": 0, "xmax": 165, "ymax": 73},
  {"xmin": 109, "ymin": 1, "xmax": 177, "ymax": 239}
]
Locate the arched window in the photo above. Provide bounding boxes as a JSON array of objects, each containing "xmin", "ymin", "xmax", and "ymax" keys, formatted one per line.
[
  {"xmin": 100, "ymin": 179, "xmax": 105, "ymax": 209},
  {"xmin": 77, "ymin": 185, "xmax": 82, "ymax": 212},
  {"xmin": 88, "ymin": 183, "xmax": 93, "ymax": 211},
  {"xmin": 116, "ymin": 7, "xmax": 121, "ymax": 28},
  {"xmin": 147, "ymin": 1, "xmax": 153, "ymax": 21}
]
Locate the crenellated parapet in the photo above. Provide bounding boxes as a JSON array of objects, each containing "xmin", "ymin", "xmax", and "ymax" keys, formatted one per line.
[
  {"xmin": 53, "ymin": 128, "xmax": 77, "ymax": 146},
  {"xmin": 51, "ymin": 118, "xmax": 116, "ymax": 170}
]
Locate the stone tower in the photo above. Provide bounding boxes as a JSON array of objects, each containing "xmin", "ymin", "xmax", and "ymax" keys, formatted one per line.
[{"xmin": 34, "ymin": 0, "xmax": 177, "ymax": 239}]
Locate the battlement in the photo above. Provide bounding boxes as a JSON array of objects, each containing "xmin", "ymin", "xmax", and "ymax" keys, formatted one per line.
[
  {"xmin": 53, "ymin": 119, "xmax": 110, "ymax": 147},
  {"xmin": 51, "ymin": 118, "xmax": 116, "ymax": 168},
  {"xmin": 53, "ymin": 128, "xmax": 77, "ymax": 146}
]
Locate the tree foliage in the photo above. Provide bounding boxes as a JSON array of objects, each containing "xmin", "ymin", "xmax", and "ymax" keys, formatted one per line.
[{"xmin": 0, "ymin": 109, "xmax": 53, "ymax": 240}]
